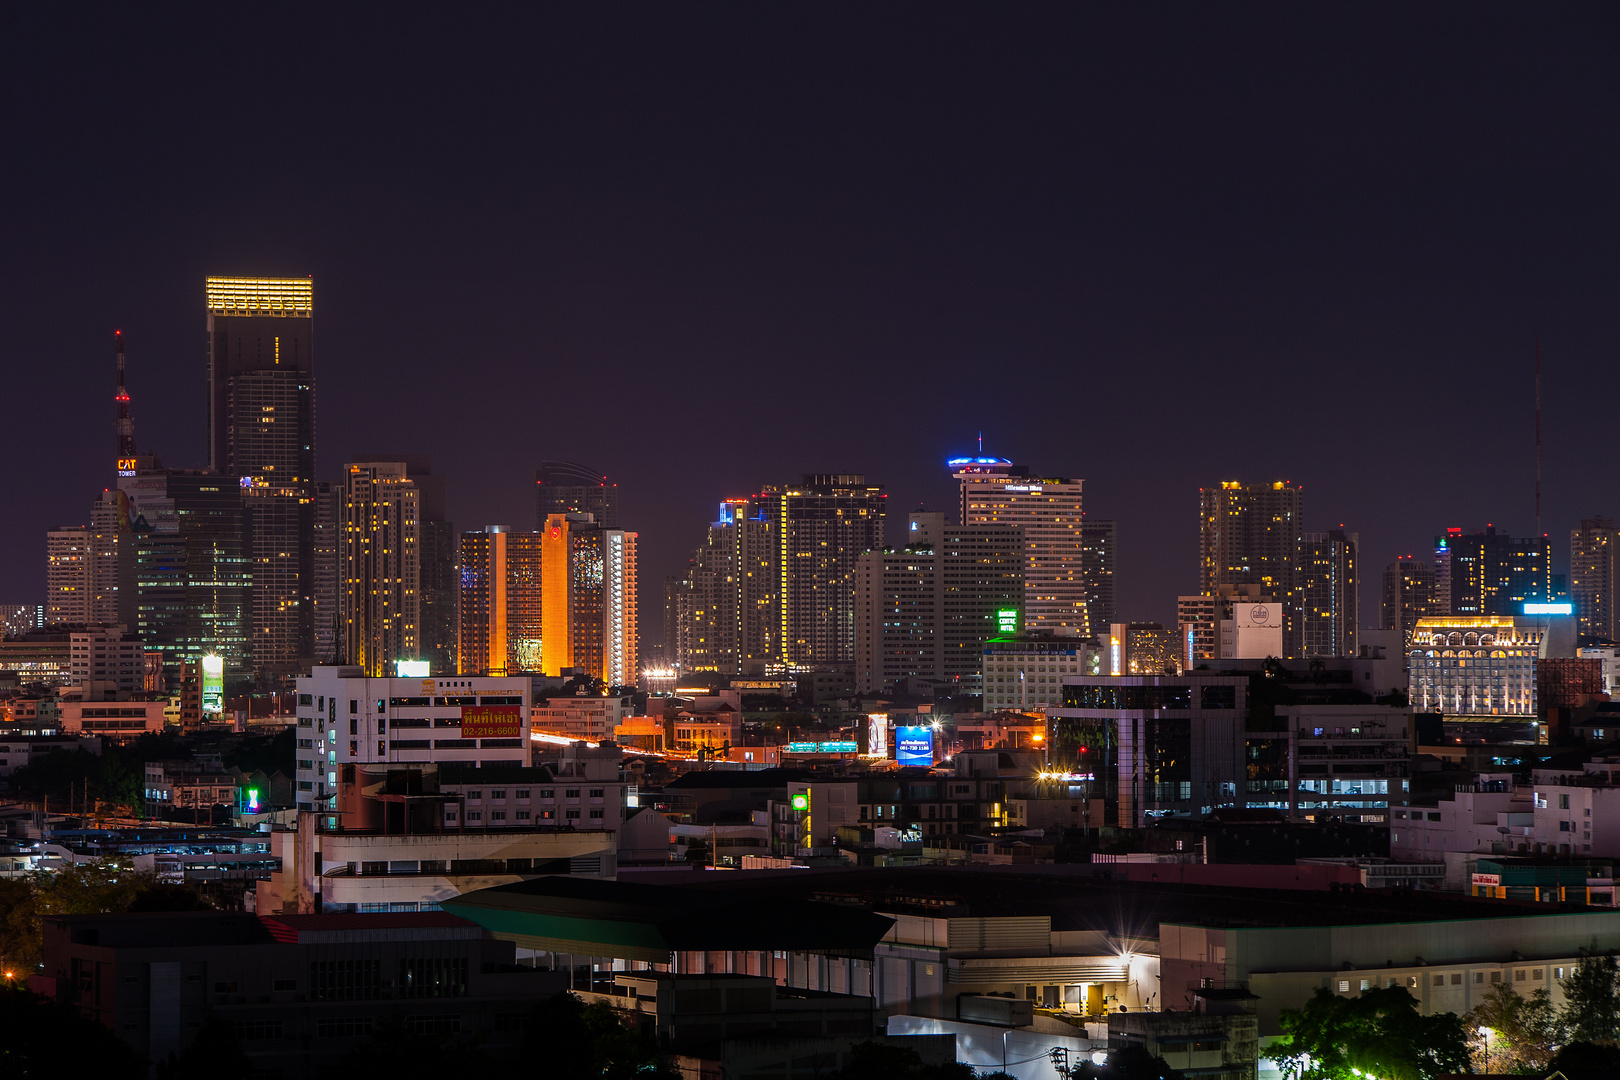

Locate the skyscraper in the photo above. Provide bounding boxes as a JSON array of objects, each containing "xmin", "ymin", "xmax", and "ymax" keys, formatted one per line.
[
  {"xmin": 311, "ymin": 482, "xmax": 340, "ymax": 664},
  {"xmin": 1080, "ymin": 518, "xmax": 1117, "ymax": 633},
  {"xmin": 1198, "ymin": 481, "xmax": 1304, "ymax": 656},
  {"xmin": 338, "ymin": 462, "xmax": 419, "ymax": 677},
  {"xmin": 853, "ymin": 512, "xmax": 1023, "ymax": 695},
  {"xmin": 540, "ymin": 513, "xmax": 638, "ymax": 684},
  {"xmin": 45, "ymin": 527, "xmax": 91, "ymax": 626},
  {"xmin": 458, "ymin": 527, "xmax": 545, "ymax": 676},
  {"xmin": 206, "ymin": 276, "xmax": 315, "ymax": 681},
  {"xmin": 1299, "ymin": 529, "xmax": 1358, "ymax": 657},
  {"xmin": 353, "ymin": 454, "xmax": 457, "ymax": 674},
  {"xmin": 1571, "ymin": 517, "xmax": 1619, "ymax": 641},
  {"xmin": 952, "ymin": 456, "xmax": 1086, "ymax": 636},
  {"xmin": 1444, "ymin": 526, "xmax": 1553, "ymax": 618},
  {"xmin": 759, "ymin": 474, "xmax": 887, "ymax": 666},
  {"xmin": 666, "ymin": 498, "xmax": 778, "ymax": 676},
  {"xmin": 1382, "ymin": 558, "xmax": 1439, "ymax": 643},
  {"xmin": 123, "ymin": 465, "xmax": 251, "ymax": 681},
  {"xmin": 535, "ymin": 461, "xmax": 617, "ymax": 529}
]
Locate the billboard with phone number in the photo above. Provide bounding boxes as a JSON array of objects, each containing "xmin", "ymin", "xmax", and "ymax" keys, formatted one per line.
[{"xmin": 462, "ymin": 705, "xmax": 522, "ymax": 739}]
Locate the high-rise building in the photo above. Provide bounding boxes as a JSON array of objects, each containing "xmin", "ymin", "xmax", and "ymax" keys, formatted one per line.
[
  {"xmin": 1081, "ymin": 518, "xmax": 1117, "ymax": 633},
  {"xmin": 540, "ymin": 514, "xmax": 638, "ymax": 684},
  {"xmin": 45, "ymin": 528, "xmax": 91, "ymax": 626},
  {"xmin": 758, "ymin": 475, "xmax": 887, "ymax": 666},
  {"xmin": 353, "ymin": 455, "xmax": 457, "ymax": 675},
  {"xmin": 666, "ymin": 498, "xmax": 781, "ymax": 677},
  {"xmin": 953, "ymin": 456, "xmax": 1086, "ymax": 636},
  {"xmin": 535, "ymin": 461, "xmax": 617, "ymax": 529},
  {"xmin": 1382, "ymin": 558, "xmax": 1438, "ymax": 643},
  {"xmin": 1177, "ymin": 585, "xmax": 1275, "ymax": 666},
  {"xmin": 1198, "ymin": 481, "xmax": 1304, "ymax": 656},
  {"xmin": 311, "ymin": 482, "xmax": 340, "ymax": 664},
  {"xmin": 89, "ymin": 488, "xmax": 135, "ymax": 629},
  {"xmin": 1571, "ymin": 517, "xmax": 1620, "ymax": 641},
  {"xmin": 206, "ymin": 276, "xmax": 316, "ymax": 681},
  {"xmin": 1443, "ymin": 526, "xmax": 1553, "ymax": 618},
  {"xmin": 1300, "ymin": 529, "xmax": 1358, "ymax": 658},
  {"xmin": 458, "ymin": 527, "xmax": 545, "ymax": 676},
  {"xmin": 338, "ymin": 462, "xmax": 420, "ymax": 677},
  {"xmin": 0, "ymin": 605, "xmax": 44, "ymax": 638},
  {"xmin": 852, "ymin": 512, "xmax": 1023, "ymax": 696},
  {"xmin": 1432, "ymin": 530, "xmax": 1456, "ymax": 617}
]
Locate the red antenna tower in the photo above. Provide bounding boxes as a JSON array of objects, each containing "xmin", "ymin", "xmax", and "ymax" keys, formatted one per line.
[{"xmin": 116, "ymin": 330, "xmax": 135, "ymax": 457}]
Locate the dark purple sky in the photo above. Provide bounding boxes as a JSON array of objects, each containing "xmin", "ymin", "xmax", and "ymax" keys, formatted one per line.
[{"xmin": 3, "ymin": 6, "xmax": 1617, "ymax": 639}]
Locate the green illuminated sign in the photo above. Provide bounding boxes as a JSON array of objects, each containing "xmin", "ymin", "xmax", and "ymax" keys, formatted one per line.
[
  {"xmin": 790, "ymin": 793, "xmax": 809, "ymax": 811},
  {"xmin": 997, "ymin": 608, "xmax": 1019, "ymax": 635}
]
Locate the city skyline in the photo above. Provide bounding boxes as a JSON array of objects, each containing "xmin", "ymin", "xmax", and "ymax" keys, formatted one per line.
[{"xmin": 3, "ymin": 8, "xmax": 1616, "ymax": 641}]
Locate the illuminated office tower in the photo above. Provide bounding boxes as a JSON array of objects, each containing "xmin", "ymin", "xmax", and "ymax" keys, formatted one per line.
[
  {"xmin": 1300, "ymin": 529, "xmax": 1358, "ymax": 658},
  {"xmin": 1443, "ymin": 526, "xmax": 1553, "ymax": 617},
  {"xmin": 311, "ymin": 482, "xmax": 340, "ymax": 664},
  {"xmin": 458, "ymin": 527, "xmax": 545, "ymax": 676},
  {"xmin": 535, "ymin": 460, "xmax": 617, "ymax": 528},
  {"xmin": 206, "ymin": 276, "xmax": 315, "ymax": 680},
  {"xmin": 1198, "ymin": 481, "xmax": 1303, "ymax": 656},
  {"xmin": 540, "ymin": 513, "xmax": 638, "ymax": 683},
  {"xmin": 667, "ymin": 503, "xmax": 742, "ymax": 675},
  {"xmin": 603, "ymin": 528, "xmax": 639, "ymax": 687},
  {"xmin": 756, "ymin": 475, "xmax": 887, "ymax": 666},
  {"xmin": 952, "ymin": 456, "xmax": 1086, "ymax": 637},
  {"xmin": 0, "ymin": 605, "xmax": 44, "ymax": 637},
  {"xmin": 45, "ymin": 528, "xmax": 91, "ymax": 626},
  {"xmin": 1571, "ymin": 517, "xmax": 1619, "ymax": 640},
  {"xmin": 89, "ymin": 488, "xmax": 135, "ymax": 627},
  {"xmin": 1080, "ymin": 518, "xmax": 1117, "ymax": 632},
  {"xmin": 667, "ymin": 498, "xmax": 778, "ymax": 675},
  {"xmin": 1382, "ymin": 558, "xmax": 1439, "ymax": 643},
  {"xmin": 338, "ymin": 462, "xmax": 419, "ymax": 677},
  {"xmin": 124, "ymin": 466, "xmax": 251, "ymax": 681},
  {"xmin": 853, "ymin": 512, "xmax": 1023, "ymax": 695},
  {"xmin": 353, "ymin": 454, "xmax": 456, "ymax": 674}
]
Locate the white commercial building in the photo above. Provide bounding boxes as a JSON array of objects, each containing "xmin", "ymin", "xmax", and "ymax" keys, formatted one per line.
[
  {"xmin": 1393, "ymin": 761, "xmax": 1620, "ymax": 862},
  {"xmin": 69, "ymin": 627, "xmax": 146, "ymax": 698},
  {"xmin": 293, "ymin": 667, "xmax": 531, "ymax": 812},
  {"xmin": 1220, "ymin": 602, "xmax": 1283, "ymax": 659},
  {"xmin": 1408, "ymin": 614, "xmax": 1576, "ymax": 717}
]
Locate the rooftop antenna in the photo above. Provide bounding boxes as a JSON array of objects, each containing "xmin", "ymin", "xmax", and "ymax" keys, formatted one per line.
[
  {"xmin": 978, "ymin": 431, "xmax": 983, "ymax": 455},
  {"xmin": 115, "ymin": 329, "xmax": 135, "ymax": 457},
  {"xmin": 1535, "ymin": 341, "xmax": 1542, "ymax": 536}
]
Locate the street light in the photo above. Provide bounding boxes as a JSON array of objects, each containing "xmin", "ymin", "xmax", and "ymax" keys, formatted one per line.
[{"xmin": 1478, "ymin": 1025, "xmax": 1493, "ymax": 1073}]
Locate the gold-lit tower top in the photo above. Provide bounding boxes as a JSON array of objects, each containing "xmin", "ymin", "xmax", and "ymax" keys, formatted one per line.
[{"xmin": 205, "ymin": 276, "xmax": 314, "ymax": 317}]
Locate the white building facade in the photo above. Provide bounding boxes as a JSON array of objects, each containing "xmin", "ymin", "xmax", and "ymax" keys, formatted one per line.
[{"xmin": 294, "ymin": 667, "xmax": 531, "ymax": 812}]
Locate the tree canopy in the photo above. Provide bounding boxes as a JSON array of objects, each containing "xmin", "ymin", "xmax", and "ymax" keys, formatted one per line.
[{"xmin": 1272, "ymin": 985, "xmax": 1468, "ymax": 1080}]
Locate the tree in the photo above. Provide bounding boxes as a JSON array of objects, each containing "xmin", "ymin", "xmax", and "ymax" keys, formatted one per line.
[
  {"xmin": 156, "ymin": 1015, "xmax": 248, "ymax": 1079},
  {"xmin": 337, "ymin": 1015, "xmax": 496, "ymax": 1074},
  {"xmin": 521, "ymin": 991, "xmax": 680, "ymax": 1079},
  {"xmin": 0, "ymin": 984, "xmax": 146, "ymax": 1077},
  {"xmin": 834, "ymin": 1040, "xmax": 976, "ymax": 1079},
  {"xmin": 1465, "ymin": 980, "xmax": 1557, "ymax": 1073},
  {"xmin": 1272, "ymin": 985, "xmax": 1468, "ymax": 1080},
  {"xmin": 0, "ymin": 879, "xmax": 39, "ymax": 977},
  {"xmin": 1547, "ymin": 1040, "xmax": 1620, "ymax": 1075},
  {"xmin": 1559, "ymin": 949, "xmax": 1620, "ymax": 1043}
]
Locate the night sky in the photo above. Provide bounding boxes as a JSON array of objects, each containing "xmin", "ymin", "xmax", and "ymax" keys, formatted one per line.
[{"xmin": 3, "ymin": 7, "xmax": 1617, "ymax": 639}]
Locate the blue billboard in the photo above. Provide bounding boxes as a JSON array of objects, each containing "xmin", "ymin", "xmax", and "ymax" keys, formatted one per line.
[{"xmin": 895, "ymin": 726, "xmax": 934, "ymax": 767}]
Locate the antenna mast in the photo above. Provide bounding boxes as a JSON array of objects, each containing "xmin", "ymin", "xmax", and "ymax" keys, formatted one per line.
[
  {"xmin": 116, "ymin": 330, "xmax": 135, "ymax": 458},
  {"xmin": 1535, "ymin": 341, "xmax": 1542, "ymax": 536}
]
